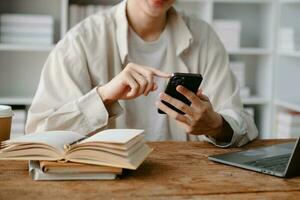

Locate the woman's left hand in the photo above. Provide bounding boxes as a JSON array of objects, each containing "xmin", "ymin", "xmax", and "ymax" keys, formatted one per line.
[{"xmin": 156, "ymin": 85, "xmax": 224, "ymax": 137}]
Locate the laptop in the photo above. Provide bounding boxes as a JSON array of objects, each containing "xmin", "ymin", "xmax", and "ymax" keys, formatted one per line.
[{"xmin": 208, "ymin": 138, "xmax": 300, "ymax": 178}]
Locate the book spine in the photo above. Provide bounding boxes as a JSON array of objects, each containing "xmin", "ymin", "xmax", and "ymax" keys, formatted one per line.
[
  {"xmin": 68, "ymin": 4, "xmax": 114, "ymax": 29},
  {"xmin": 277, "ymin": 112, "xmax": 300, "ymax": 126},
  {"xmin": 0, "ymin": 25, "xmax": 53, "ymax": 35},
  {"xmin": 0, "ymin": 32, "xmax": 53, "ymax": 38},
  {"xmin": 213, "ymin": 20, "xmax": 241, "ymax": 50},
  {"xmin": 79, "ymin": 5, "xmax": 86, "ymax": 22},
  {"xmin": 94, "ymin": 5, "xmax": 110, "ymax": 13},
  {"xmin": 0, "ymin": 14, "xmax": 54, "ymax": 45},
  {"xmin": 230, "ymin": 61, "xmax": 246, "ymax": 88},
  {"xmin": 12, "ymin": 110, "xmax": 26, "ymax": 123},
  {"xmin": 10, "ymin": 109, "xmax": 26, "ymax": 139},
  {"xmin": 86, "ymin": 5, "xmax": 95, "ymax": 17},
  {"xmin": 0, "ymin": 14, "xmax": 53, "ymax": 25},
  {"xmin": 277, "ymin": 111, "xmax": 300, "ymax": 138},
  {"xmin": 0, "ymin": 35, "xmax": 53, "ymax": 45},
  {"xmin": 277, "ymin": 125, "xmax": 300, "ymax": 137},
  {"xmin": 69, "ymin": 4, "xmax": 80, "ymax": 28}
]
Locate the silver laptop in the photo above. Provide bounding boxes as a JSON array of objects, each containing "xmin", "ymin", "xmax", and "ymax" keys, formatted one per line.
[{"xmin": 208, "ymin": 138, "xmax": 300, "ymax": 178}]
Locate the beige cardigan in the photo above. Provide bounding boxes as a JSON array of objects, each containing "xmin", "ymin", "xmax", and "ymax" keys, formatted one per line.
[{"xmin": 26, "ymin": 0, "xmax": 258, "ymax": 147}]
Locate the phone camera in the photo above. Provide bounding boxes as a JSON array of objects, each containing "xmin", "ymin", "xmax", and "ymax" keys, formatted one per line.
[{"xmin": 172, "ymin": 76, "xmax": 185, "ymax": 85}]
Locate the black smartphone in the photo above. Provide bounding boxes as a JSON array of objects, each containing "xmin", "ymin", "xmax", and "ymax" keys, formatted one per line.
[{"xmin": 158, "ymin": 72, "xmax": 203, "ymax": 114}]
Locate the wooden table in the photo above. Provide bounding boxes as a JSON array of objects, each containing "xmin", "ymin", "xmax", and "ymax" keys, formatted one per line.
[{"xmin": 0, "ymin": 140, "xmax": 299, "ymax": 200}]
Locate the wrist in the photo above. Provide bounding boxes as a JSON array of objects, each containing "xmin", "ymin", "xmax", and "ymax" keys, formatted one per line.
[
  {"xmin": 211, "ymin": 114, "xmax": 224, "ymax": 137},
  {"xmin": 97, "ymin": 86, "xmax": 107, "ymax": 101},
  {"xmin": 210, "ymin": 115, "xmax": 233, "ymax": 143},
  {"xmin": 97, "ymin": 86, "xmax": 115, "ymax": 106}
]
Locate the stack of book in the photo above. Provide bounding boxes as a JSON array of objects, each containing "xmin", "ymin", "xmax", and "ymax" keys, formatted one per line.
[
  {"xmin": 10, "ymin": 109, "xmax": 26, "ymax": 139},
  {"xmin": 69, "ymin": 4, "xmax": 113, "ymax": 28},
  {"xmin": 0, "ymin": 14, "xmax": 54, "ymax": 45},
  {"xmin": 229, "ymin": 61, "xmax": 251, "ymax": 98},
  {"xmin": 277, "ymin": 111, "xmax": 300, "ymax": 139},
  {"xmin": 0, "ymin": 129, "xmax": 152, "ymax": 180},
  {"xmin": 213, "ymin": 20, "xmax": 242, "ymax": 50}
]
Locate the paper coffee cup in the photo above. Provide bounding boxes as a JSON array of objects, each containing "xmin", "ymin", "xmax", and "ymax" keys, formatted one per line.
[{"xmin": 0, "ymin": 105, "xmax": 13, "ymax": 142}]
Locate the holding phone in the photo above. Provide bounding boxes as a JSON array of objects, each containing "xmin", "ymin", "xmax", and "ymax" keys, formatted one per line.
[{"xmin": 158, "ymin": 73, "xmax": 203, "ymax": 114}]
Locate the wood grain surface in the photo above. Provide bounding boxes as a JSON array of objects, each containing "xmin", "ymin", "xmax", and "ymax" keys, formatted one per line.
[{"xmin": 0, "ymin": 139, "xmax": 299, "ymax": 200}]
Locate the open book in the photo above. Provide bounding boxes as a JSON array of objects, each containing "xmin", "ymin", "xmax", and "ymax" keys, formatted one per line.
[{"xmin": 0, "ymin": 129, "xmax": 152, "ymax": 170}]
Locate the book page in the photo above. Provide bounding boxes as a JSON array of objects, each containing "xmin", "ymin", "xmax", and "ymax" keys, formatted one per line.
[
  {"xmin": 68, "ymin": 144, "xmax": 153, "ymax": 170},
  {"xmin": 4, "ymin": 131, "xmax": 84, "ymax": 151},
  {"xmin": 80, "ymin": 129, "xmax": 144, "ymax": 144}
]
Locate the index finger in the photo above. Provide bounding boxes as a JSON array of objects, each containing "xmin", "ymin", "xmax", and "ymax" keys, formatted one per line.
[
  {"xmin": 149, "ymin": 68, "xmax": 171, "ymax": 78},
  {"xmin": 133, "ymin": 64, "xmax": 171, "ymax": 78}
]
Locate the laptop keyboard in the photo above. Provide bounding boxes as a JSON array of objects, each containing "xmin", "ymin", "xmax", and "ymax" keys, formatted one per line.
[{"xmin": 245, "ymin": 154, "xmax": 291, "ymax": 172}]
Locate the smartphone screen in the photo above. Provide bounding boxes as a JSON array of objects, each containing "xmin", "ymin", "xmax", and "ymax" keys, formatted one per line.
[{"xmin": 158, "ymin": 73, "xmax": 203, "ymax": 114}]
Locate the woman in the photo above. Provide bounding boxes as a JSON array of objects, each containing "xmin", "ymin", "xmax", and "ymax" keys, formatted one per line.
[{"xmin": 26, "ymin": 0, "xmax": 258, "ymax": 147}]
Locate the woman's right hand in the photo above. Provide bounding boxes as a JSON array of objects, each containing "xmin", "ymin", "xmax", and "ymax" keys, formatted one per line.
[{"xmin": 97, "ymin": 63, "xmax": 171, "ymax": 103}]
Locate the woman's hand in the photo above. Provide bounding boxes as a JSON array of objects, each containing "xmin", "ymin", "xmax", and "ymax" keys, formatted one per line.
[
  {"xmin": 98, "ymin": 63, "xmax": 171, "ymax": 104},
  {"xmin": 156, "ymin": 85, "xmax": 226, "ymax": 138}
]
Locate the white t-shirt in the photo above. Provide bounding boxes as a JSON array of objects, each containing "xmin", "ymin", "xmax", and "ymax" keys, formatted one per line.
[{"xmin": 126, "ymin": 27, "xmax": 174, "ymax": 141}]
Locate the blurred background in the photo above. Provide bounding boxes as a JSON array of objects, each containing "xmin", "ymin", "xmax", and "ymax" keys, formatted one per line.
[{"xmin": 0, "ymin": 0, "xmax": 300, "ymax": 140}]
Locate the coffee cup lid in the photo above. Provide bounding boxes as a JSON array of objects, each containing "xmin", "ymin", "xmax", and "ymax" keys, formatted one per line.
[{"xmin": 0, "ymin": 105, "xmax": 13, "ymax": 118}]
